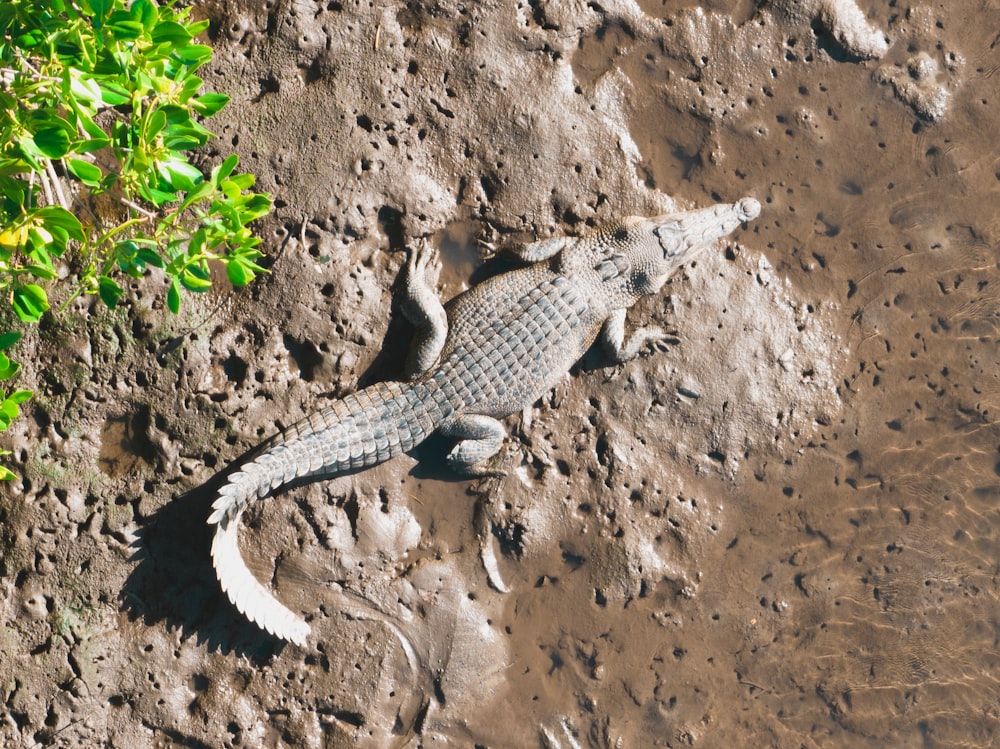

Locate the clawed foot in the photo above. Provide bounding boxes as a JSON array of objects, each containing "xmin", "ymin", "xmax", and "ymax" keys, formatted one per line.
[
  {"xmin": 401, "ymin": 240, "xmax": 448, "ymax": 376},
  {"xmin": 600, "ymin": 309, "xmax": 676, "ymax": 363},
  {"xmin": 446, "ymin": 446, "xmax": 508, "ymax": 478},
  {"xmin": 610, "ymin": 324, "xmax": 676, "ymax": 363},
  {"xmin": 622, "ymin": 325, "xmax": 675, "ymax": 359},
  {"xmin": 405, "ymin": 239, "xmax": 441, "ymax": 286}
]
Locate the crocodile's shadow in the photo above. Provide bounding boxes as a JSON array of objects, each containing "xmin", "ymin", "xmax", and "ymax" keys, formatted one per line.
[
  {"xmin": 119, "ymin": 256, "xmax": 474, "ymax": 658},
  {"xmin": 120, "ymin": 463, "xmax": 283, "ymax": 661}
]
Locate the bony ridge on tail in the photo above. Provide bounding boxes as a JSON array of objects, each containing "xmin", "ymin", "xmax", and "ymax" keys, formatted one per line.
[{"xmin": 208, "ymin": 197, "xmax": 761, "ymax": 645}]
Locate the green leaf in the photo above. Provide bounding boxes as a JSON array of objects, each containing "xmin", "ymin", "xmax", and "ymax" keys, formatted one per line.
[
  {"xmin": 139, "ymin": 183, "xmax": 178, "ymax": 206},
  {"xmin": 14, "ymin": 29, "xmax": 46, "ymax": 48},
  {"xmin": 157, "ymin": 157, "xmax": 202, "ymax": 191},
  {"xmin": 98, "ymin": 82, "xmax": 130, "ymax": 106},
  {"xmin": 0, "ymin": 399, "xmax": 15, "ymax": 418},
  {"xmin": 178, "ymin": 75, "xmax": 206, "ymax": 103},
  {"xmin": 186, "ymin": 227, "xmax": 207, "ymax": 257},
  {"xmin": 0, "ymin": 390, "xmax": 30, "ymax": 424},
  {"xmin": 0, "ymin": 332, "xmax": 22, "ymax": 351},
  {"xmin": 163, "ymin": 131, "xmax": 206, "ymax": 151},
  {"xmin": 69, "ymin": 73, "xmax": 104, "ymax": 108},
  {"xmin": 12, "ymin": 138, "xmax": 44, "ymax": 172},
  {"xmin": 172, "ymin": 44, "xmax": 212, "ymax": 66},
  {"xmin": 241, "ymin": 193, "xmax": 273, "ymax": 222},
  {"xmin": 178, "ymin": 181, "xmax": 213, "ymax": 211},
  {"xmin": 225, "ymin": 258, "xmax": 261, "ymax": 287},
  {"xmin": 33, "ymin": 126, "xmax": 72, "ymax": 158},
  {"xmin": 137, "ymin": 246, "xmax": 164, "ymax": 269},
  {"xmin": 0, "ymin": 176, "xmax": 26, "ymax": 204},
  {"xmin": 151, "ymin": 20, "xmax": 192, "ymax": 45},
  {"xmin": 26, "ymin": 234, "xmax": 56, "ymax": 276},
  {"xmin": 224, "ymin": 173, "xmax": 255, "ymax": 192},
  {"xmin": 130, "ymin": 0, "xmax": 157, "ymax": 29},
  {"xmin": 68, "ymin": 101, "xmax": 110, "ymax": 141},
  {"xmin": 211, "ymin": 154, "xmax": 239, "ymax": 186},
  {"xmin": 0, "ymin": 355, "xmax": 19, "ymax": 381},
  {"xmin": 107, "ymin": 18, "xmax": 144, "ymax": 40},
  {"xmin": 187, "ymin": 19, "xmax": 211, "ymax": 37},
  {"xmin": 167, "ymin": 277, "xmax": 181, "ymax": 313},
  {"xmin": 180, "ymin": 264, "xmax": 212, "ymax": 291},
  {"xmin": 73, "ymin": 136, "xmax": 112, "ymax": 154},
  {"xmin": 36, "ymin": 206, "xmax": 85, "ymax": 241},
  {"xmin": 131, "ymin": 143, "xmax": 151, "ymax": 171},
  {"xmin": 87, "ymin": 0, "xmax": 112, "ymax": 20},
  {"xmin": 146, "ymin": 108, "xmax": 167, "ymax": 138},
  {"xmin": 115, "ymin": 240, "xmax": 164, "ymax": 275},
  {"xmin": 43, "ymin": 226, "xmax": 70, "ymax": 257},
  {"xmin": 12, "ymin": 284, "xmax": 49, "ymax": 322},
  {"xmin": 209, "ymin": 197, "xmax": 239, "ymax": 224},
  {"xmin": 7, "ymin": 389, "xmax": 31, "ymax": 406},
  {"xmin": 55, "ymin": 39, "xmax": 87, "ymax": 66},
  {"xmin": 191, "ymin": 92, "xmax": 230, "ymax": 118},
  {"xmin": 98, "ymin": 276, "xmax": 123, "ymax": 308},
  {"xmin": 160, "ymin": 104, "xmax": 194, "ymax": 126},
  {"xmin": 165, "ymin": 118, "xmax": 214, "ymax": 143},
  {"xmin": 67, "ymin": 158, "xmax": 103, "ymax": 186},
  {"xmin": 22, "ymin": 265, "xmax": 57, "ymax": 281}
]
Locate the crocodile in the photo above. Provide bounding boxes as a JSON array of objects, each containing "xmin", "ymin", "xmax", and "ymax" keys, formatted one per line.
[{"xmin": 208, "ymin": 196, "xmax": 761, "ymax": 645}]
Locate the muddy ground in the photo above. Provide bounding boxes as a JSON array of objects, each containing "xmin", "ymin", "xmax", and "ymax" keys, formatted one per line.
[{"xmin": 3, "ymin": 0, "xmax": 1000, "ymax": 746}]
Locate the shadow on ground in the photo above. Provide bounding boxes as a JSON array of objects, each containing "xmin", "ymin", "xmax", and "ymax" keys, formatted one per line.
[{"xmin": 121, "ymin": 470, "xmax": 286, "ymax": 662}]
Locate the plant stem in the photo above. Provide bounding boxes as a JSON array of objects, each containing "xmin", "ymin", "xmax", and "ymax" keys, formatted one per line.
[{"xmin": 45, "ymin": 159, "xmax": 69, "ymax": 210}]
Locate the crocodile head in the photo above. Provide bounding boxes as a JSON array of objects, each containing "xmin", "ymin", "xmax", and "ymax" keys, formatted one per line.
[
  {"xmin": 654, "ymin": 197, "xmax": 760, "ymax": 259},
  {"xmin": 613, "ymin": 197, "xmax": 761, "ymax": 296}
]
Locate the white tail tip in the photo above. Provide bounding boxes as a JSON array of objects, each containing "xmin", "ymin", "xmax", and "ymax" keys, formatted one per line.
[{"xmin": 210, "ymin": 513, "xmax": 311, "ymax": 646}]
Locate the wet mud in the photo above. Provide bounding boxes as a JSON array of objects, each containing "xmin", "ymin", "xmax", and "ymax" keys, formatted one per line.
[{"xmin": 2, "ymin": 0, "xmax": 1000, "ymax": 746}]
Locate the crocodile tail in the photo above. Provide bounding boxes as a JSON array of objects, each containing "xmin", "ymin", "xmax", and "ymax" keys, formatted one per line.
[{"xmin": 208, "ymin": 380, "xmax": 438, "ymax": 645}]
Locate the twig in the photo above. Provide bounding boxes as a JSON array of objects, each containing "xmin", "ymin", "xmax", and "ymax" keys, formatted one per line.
[
  {"xmin": 13, "ymin": 51, "xmax": 45, "ymax": 78},
  {"xmin": 737, "ymin": 676, "xmax": 772, "ymax": 694},
  {"xmin": 27, "ymin": 171, "xmax": 37, "ymax": 210},
  {"xmin": 0, "ymin": 65, "xmax": 59, "ymax": 85},
  {"xmin": 45, "ymin": 158, "xmax": 69, "ymax": 210},
  {"xmin": 38, "ymin": 165, "xmax": 54, "ymax": 207},
  {"xmin": 120, "ymin": 197, "xmax": 157, "ymax": 221}
]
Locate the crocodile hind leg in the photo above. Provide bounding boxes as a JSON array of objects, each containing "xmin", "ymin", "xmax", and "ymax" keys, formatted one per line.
[
  {"xmin": 512, "ymin": 235, "xmax": 570, "ymax": 262},
  {"xmin": 438, "ymin": 414, "xmax": 507, "ymax": 475},
  {"xmin": 400, "ymin": 240, "xmax": 448, "ymax": 376}
]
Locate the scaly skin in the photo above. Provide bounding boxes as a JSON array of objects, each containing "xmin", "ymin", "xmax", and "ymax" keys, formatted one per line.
[{"xmin": 208, "ymin": 197, "xmax": 761, "ymax": 645}]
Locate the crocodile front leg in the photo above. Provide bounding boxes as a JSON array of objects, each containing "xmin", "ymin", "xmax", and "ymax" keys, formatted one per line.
[
  {"xmin": 400, "ymin": 240, "xmax": 448, "ymax": 376},
  {"xmin": 599, "ymin": 308, "xmax": 669, "ymax": 362}
]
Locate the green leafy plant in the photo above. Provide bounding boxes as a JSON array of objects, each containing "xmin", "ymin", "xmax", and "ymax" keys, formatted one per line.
[
  {"xmin": 0, "ymin": 332, "xmax": 31, "ymax": 480},
  {"xmin": 0, "ymin": 0, "xmax": 273, "ymax": 477}
]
